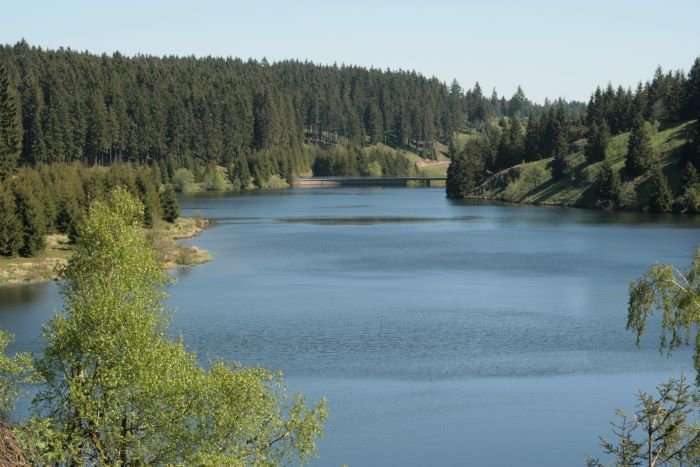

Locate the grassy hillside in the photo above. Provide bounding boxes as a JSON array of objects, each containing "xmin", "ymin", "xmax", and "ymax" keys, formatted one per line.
[{"xmin": 478, "ymin": 121, "xmax": 695, "ymax": 209}]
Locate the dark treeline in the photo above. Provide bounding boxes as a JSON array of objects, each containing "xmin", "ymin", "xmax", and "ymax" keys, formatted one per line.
[
  {"xmin": 0, "ymin": 40, "xmax": 583, "ymax": 179},
  {"xmin": 0, "ymin": 164, "xmax": 178, "ymax": 258},
  {"xmin": 447, "ymin": 56, "xmax": 700, "ymax": 209}
]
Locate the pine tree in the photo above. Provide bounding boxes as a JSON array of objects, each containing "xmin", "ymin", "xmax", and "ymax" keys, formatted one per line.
[
  {"xmin": 549, "ymin": 106, "xmax": 572, "ymax": 180},
  {"xmin": 585, "ymin": 119, "xmax": 610, "ymax": 164},
  {"xmin": 625, "ymin": 114, "xmax": 655, "ymax": 178},
  {"xmin": 0, "ymin": 187, "xmax": 22, "ymax": 256},
  {"xmin": 446, "ymin": 140, "xmax": 487, "ymax": 198},
  {"xmin": 0, "ymin": 63, "xmax": 22, "ymax": 180},
  {"xmin": 684, "ymin": 57, "xmax": 700, "ymax": 120},
  {"xmin": 680, "ymin": 162, "xmax": 700, "ymax": 213},
  {"xmin": 524, "ymin": 116, "xmax": 541, "ymax": 161},
  {"xmin": 159, "ymin": 184, "xmax": 179, "ymax": 223},
  {"xmin": 12, "ymin": 181, "xmax": 46, "ymax": 257},
  {"xmin": 648, "ymin": 166, "xmax": 673, "ymax": 212}
]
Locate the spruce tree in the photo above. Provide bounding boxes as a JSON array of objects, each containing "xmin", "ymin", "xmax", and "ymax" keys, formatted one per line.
[
  {"xmin": 0, "ymin": 187, "xmax": 22, "ymax": 256},
  {"xmin": 0, "ymin": 63, "xmax": 22, "ymax": 180},
  {"xmin": 160, "ymin": 184, "xmax": 180, "ymax": 223},
  {"xmin": 585, "ymin": 120, "xmax": 610, "ymax": 164},
  {"xmin": 680, "ymin": 162, "xmax": 700, "ymax": 213},
  {"xmin": 446, "ymin": 140, "xmax": 487, "ymax": 198},
  {"xmin": 594, "ymin": 161, "xmax": 621, "ymax": 210},
  {"xmin": 648, "ymin": 166, "xmax": 673, "ymax": 212},
  {"xmin": 13, "ymin": 181, "xmax": 46, "ymax": 257},
  {"xmin": 625, "ymin": 114, "xmax": 655, "ymax": 178},
  {"xmin": 524, "ymin": 116, "xmax": 541, "ymax": 161}
]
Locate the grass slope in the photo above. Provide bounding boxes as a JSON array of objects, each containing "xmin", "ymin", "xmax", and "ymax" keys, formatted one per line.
[{"xmin": 479, "ymin": 121, "xmax": 694, "ymax": 209}]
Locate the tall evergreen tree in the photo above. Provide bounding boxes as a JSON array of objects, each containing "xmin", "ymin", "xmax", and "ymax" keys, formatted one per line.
[
  {"xmin": 0, "ymin": 63, "xmax": 22, "ymax": 180},
  {"xmin": 680, "ymin": 162, "xmax": 700, "ymax": 213},
  {"xmin": 159, "ymin": 184, "xmax": 179, "ymax": 223},
  {"xmin": 594, "ymin": 161, "xmax": 622, "ymax": 210},
  {"xmin": 0, "ymin": 186, "xmax": 22, "ymax": 256},
  {"xmin": 549, "ymin": 105, "xmax": 571, "ymax": 180},
  {"xmin": 446, "ymin": 140, "xmax": 488, "ymax": 198},
  {"xmin": 625, "ymin": 114, "xmax": 655, "ymax": 178},
  {"xmin": 12, "ymin": 180, "xmax": 46, "ymax": 257},
  {"xmin": 647, "ymin": 165, "xmax": 673, "ymax": 212},
  {"xmin": 585, "ymin": 119, "xmax": 610, "ymax": 164}
]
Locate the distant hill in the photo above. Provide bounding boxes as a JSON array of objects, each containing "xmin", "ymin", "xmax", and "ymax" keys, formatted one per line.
[{"xmin": 477, "ymin": 120, "xmax": 695, "ymax": 210}]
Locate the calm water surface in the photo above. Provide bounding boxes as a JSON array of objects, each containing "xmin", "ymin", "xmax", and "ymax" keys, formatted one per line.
[{"xmin": 1, "ymin": 188, "xmax": 699, "ymax": 466}]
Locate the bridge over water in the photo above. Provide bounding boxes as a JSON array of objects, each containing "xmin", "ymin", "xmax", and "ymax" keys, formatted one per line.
[{"xmin": 293, "ymin": 176, "xmax": 447, "ymax": 188}]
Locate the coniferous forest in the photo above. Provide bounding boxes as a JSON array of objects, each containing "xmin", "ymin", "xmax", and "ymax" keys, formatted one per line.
[{"xmin": 0, "ymin": 41, "xmax": 582, "ymax": 175}]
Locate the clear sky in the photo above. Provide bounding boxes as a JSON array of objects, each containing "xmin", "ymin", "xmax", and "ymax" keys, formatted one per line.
[{"xmin": 2, "ymin": 0, "xmax": 699, "ymax": 103}]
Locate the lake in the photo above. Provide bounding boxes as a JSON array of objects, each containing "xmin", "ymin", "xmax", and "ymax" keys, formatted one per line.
[{"xmin": 1, "ymin": 187, "xmax": 699, "ymax": 466}]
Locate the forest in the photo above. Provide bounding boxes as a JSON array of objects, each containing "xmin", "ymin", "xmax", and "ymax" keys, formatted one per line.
[
  {"xmin": 0, "ymin": 40, "xmax": 587, "ymax": 260},
  {"xmin": 0, "ymin": 40, "xmax": 583, "ymax": 179}
]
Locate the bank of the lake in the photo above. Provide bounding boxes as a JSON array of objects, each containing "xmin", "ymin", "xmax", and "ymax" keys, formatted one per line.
[{"xmin": 0, "ymin": 217, "xmax": 212, "ymax": 286}]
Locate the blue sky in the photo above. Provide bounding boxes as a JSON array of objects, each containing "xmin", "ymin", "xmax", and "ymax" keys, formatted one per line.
[{"xmin": 2, "ymin": 0, "xmax": 699, "ymax": 103}]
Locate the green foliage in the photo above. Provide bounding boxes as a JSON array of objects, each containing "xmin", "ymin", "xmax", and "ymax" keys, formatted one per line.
[
  {"xmin": 159, "ymin": 184, "xmax": 179, "ymax": 223},
  {"xmin": 446, "ymin": 139, "xmax": 488, "ymax": 198},
  {"xmin": 203, "ymin": 165, "xmax": 226, "ymax": 191},
  {"xmin": 627, "ymin": 245, "xmax": 700, "ymax": 380},
  {"xmin": 171, "ymin": 168, "xmax": 197, "ymax": 193},
  {"xmin": 0, "ymin": 331, "xmax": 30, "ymax": 420},
  {"xmin": 0, "ymin": 62, "xmax": 21, "ymax": 180},
  {"xmin": 587, "ymin": 373, "xmax": 700, "ymax": 467},
  {"xmin": 311, "ymin": 145, "xmax": 412, "ymax": 177},
  {"xmin": 595, "ymin": 161, "xmax": 622, "ymax": 210},
  {"xmin": 27, "ymin": 188, "xmax": 327, "ymax": 465},
  {"xmin": 625, "ymin": 115, "xmax": 656, "ymax": 178}
]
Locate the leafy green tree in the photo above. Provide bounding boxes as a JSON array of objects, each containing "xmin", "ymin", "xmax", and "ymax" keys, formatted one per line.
[
  {"xmin": 0, "ymin": 331, "xmax": 30, "ymax": 421},
  {"xmin": 587, "ymin": 373, "xmax": 700, "ymax": 467},
  {"xmin": 172, "ymin": 167, "xmax": 196, "ymax": 192},
  {"xmin": 0, "ymin": 186, "xmax": 22, "ymax": 256},
  {"xmin": 625, "ymin": 115, "xmax": 656, "ymax": 178},
  {"xmin": 28, "ymin": 187, "xmax": 327, "ymax": 465},
  {"xmin": 203, "ymin": 165, "xmax": 226, "ymax": 190},
  {"xmin": 159, "ymin": 184, "xmax": 179, "ymax": 223},
  {"xmin": 594, "ymin": 161, "xmax": 622, "ymax": 210},
  {"xmin": 0, "ymin": 63, "xmax": 22, "ymax": 180},
  {"xmin": 589, "ymin": 246, "xmax": 700, "ymax": 466},
  {"xmin": 627, "ymin": 245, "xmax": 700, "ymax": 379}
]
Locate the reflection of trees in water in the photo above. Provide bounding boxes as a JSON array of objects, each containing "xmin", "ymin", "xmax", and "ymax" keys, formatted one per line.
[{"xmin": 0, "ymin": 282, "xmax": 54, "ymax": 310}]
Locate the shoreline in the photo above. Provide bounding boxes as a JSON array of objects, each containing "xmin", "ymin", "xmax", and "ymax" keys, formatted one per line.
[{"xmin": 0, "ymin": 217, "xmax": 212, "ymax": 287}]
